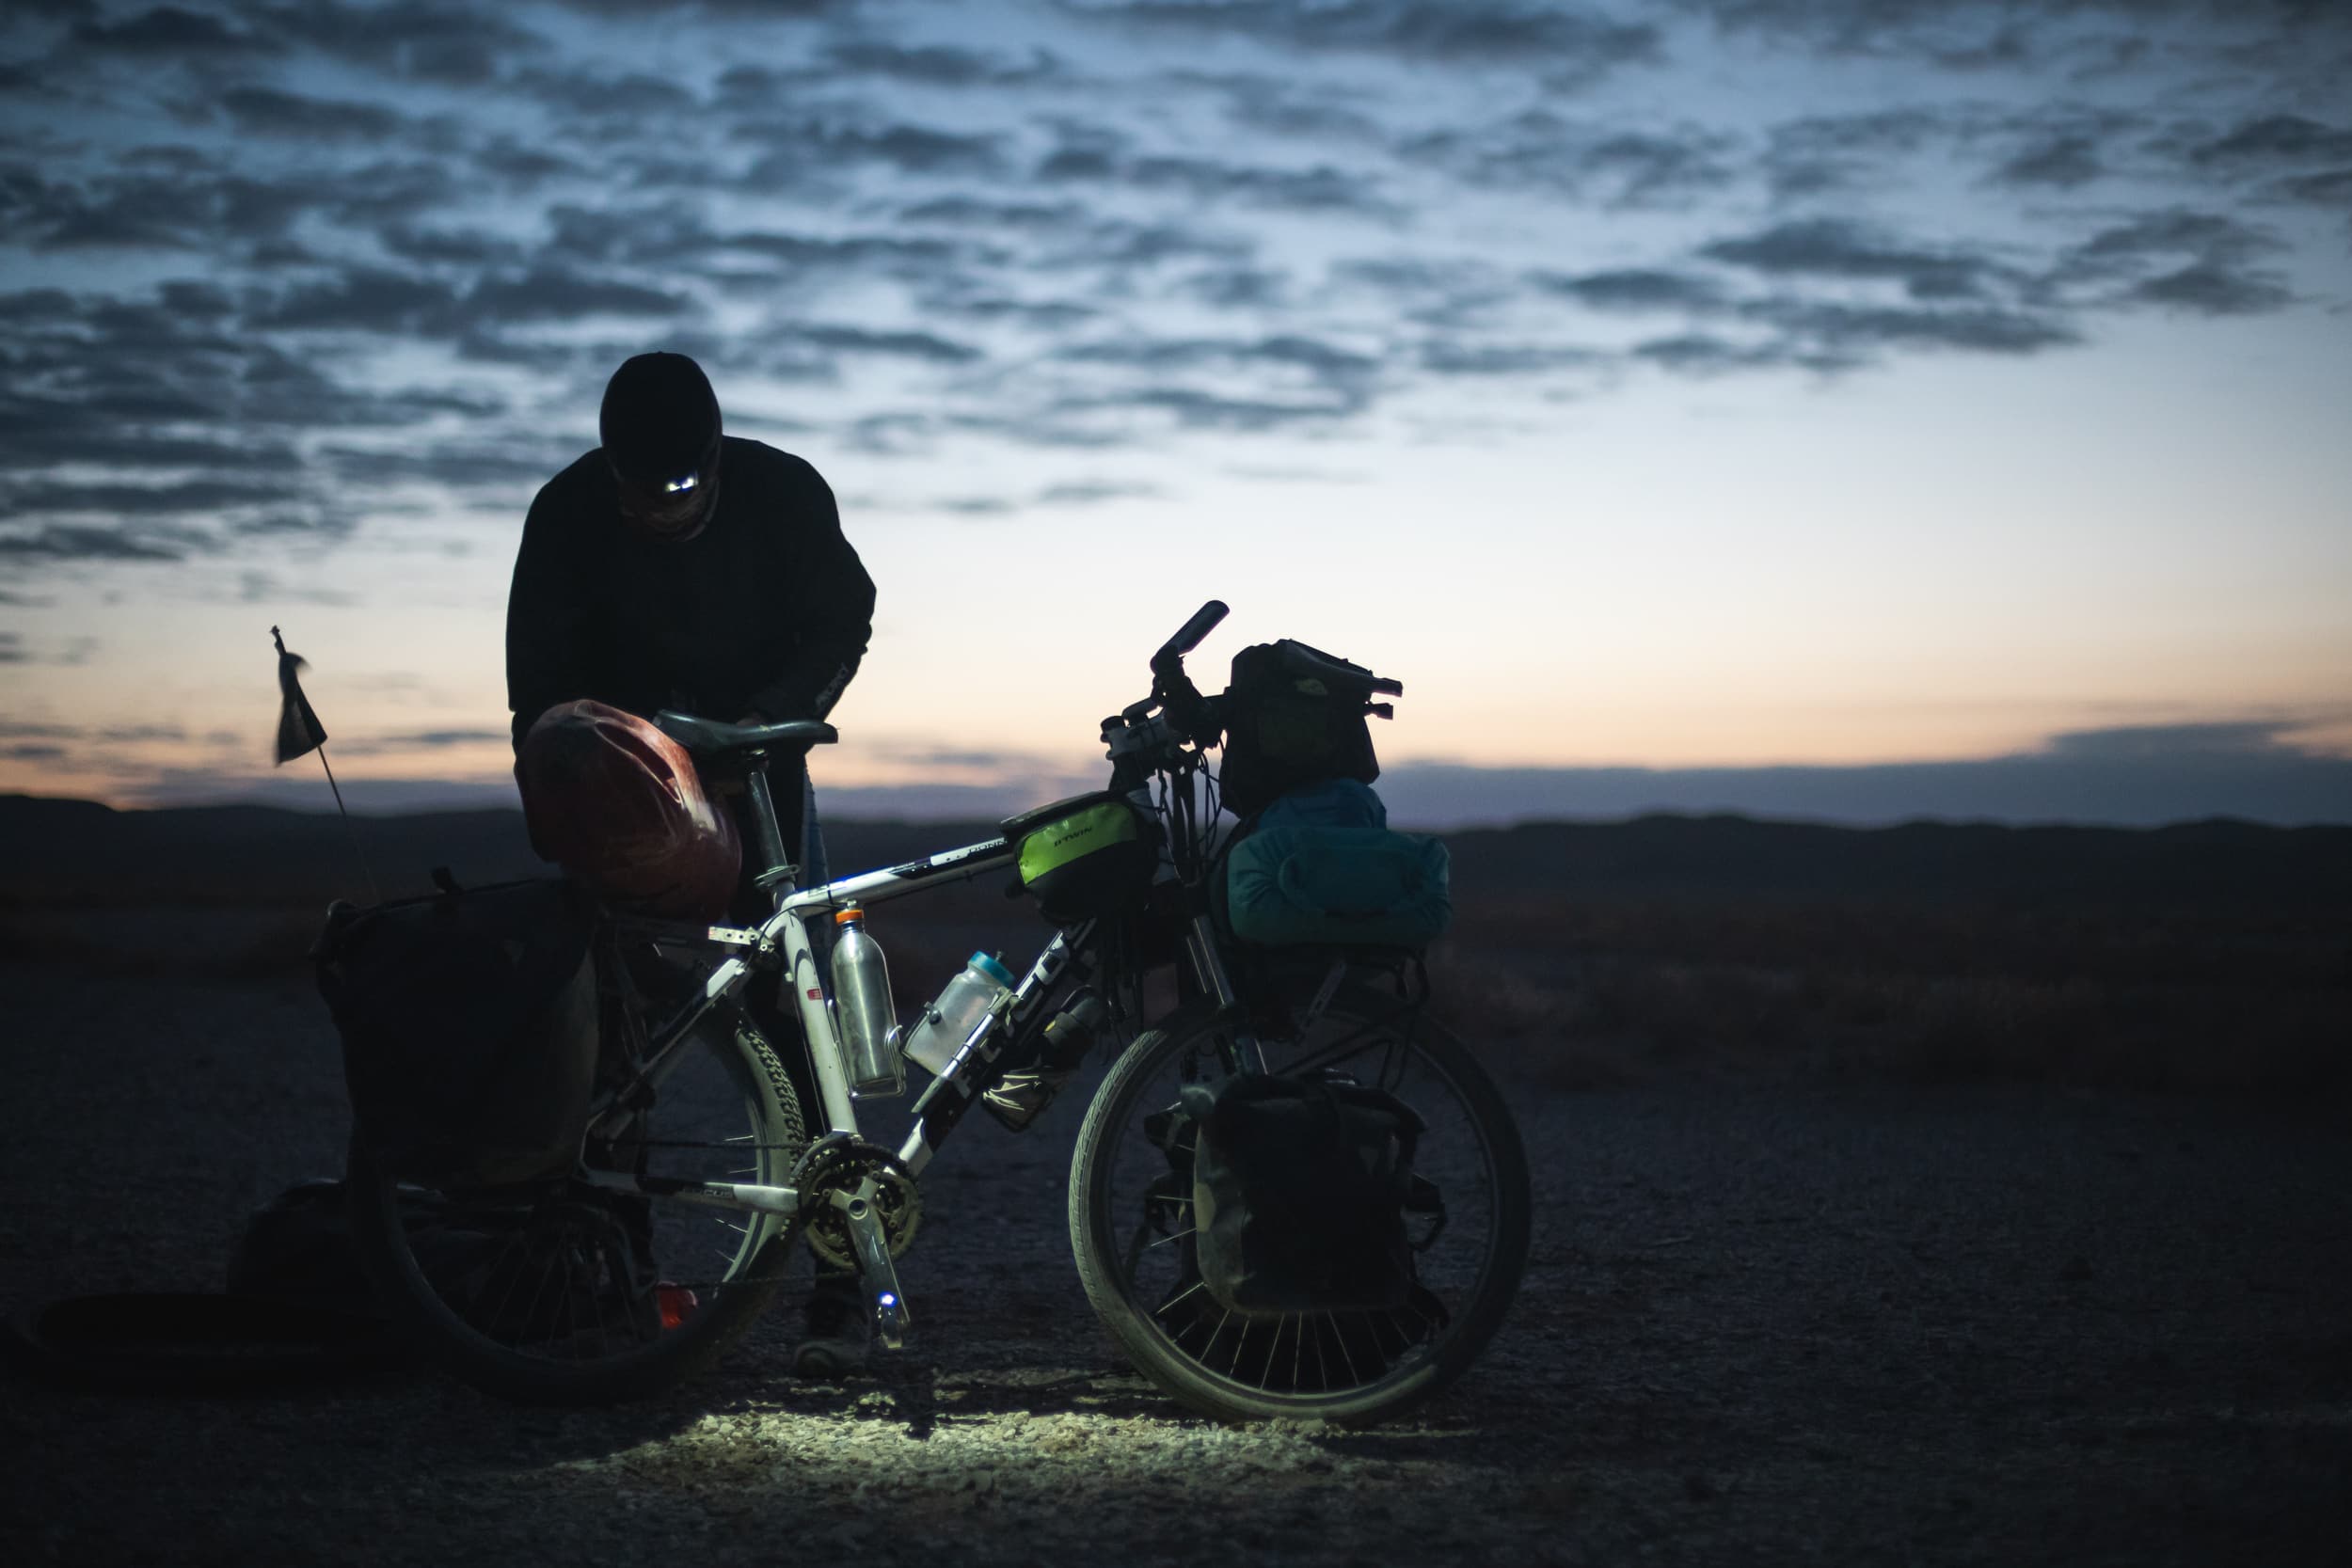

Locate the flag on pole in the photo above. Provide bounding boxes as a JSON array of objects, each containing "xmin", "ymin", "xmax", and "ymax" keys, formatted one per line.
[
  {"xmin": 269, "ymin": 625, "xmax": 379, "ymax": 903},
  {"xmin": 273, "ymin": 625, "xmax": 328, "ymax": 765}
]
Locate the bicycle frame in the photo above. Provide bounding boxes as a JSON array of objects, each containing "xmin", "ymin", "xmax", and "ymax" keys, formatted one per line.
[{"xmin": 572, "ymin": 822, "xmax": 1138, "ymax": 1221}]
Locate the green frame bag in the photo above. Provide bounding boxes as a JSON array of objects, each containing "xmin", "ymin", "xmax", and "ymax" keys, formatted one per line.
[{"xmin": 1008, "ymin": 792, "xmax": 1159, "ymax": 924}]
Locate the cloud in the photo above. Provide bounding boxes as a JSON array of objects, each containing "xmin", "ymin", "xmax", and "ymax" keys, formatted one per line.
[
  {"xmin": 736, "ymin": 118, "xmax": 1007, "ymax": 178},
  {"xmin": 2035, "ymin": 719, "xmax": 2313, "ymax": 760},
  {"xmin": 1400, "ymin": 113, "xmax": 1738, "ymax": 207},
  {"xmin": 1702, "ymin": 217, "xmax": 2013, "ymax": 302},
  {"xmin": 898, "ymin": 197, "xmax": 1087, "ymax": 230},
  {"xmin": 0, "ymin": 636, "xmax": 27, "ymax": 665},
  {"xmin": 1375, "ymin": 717, "xmax": 2352, "ymax": 829},
  {"xmin": 70, "ymin": 5, "xmax": 280, "ymax": 55},
  {"xmin": 1060, "ymin": 1, "xmax": 1661, "ymax": 72},
  {"xmin": 1415, "ymin": 340, "xmax": 1597, "ymax": 376},
  {"xmin": 1328, "ymin": 255, "xmax": 1514, "ymax": 327},
  {"xmin": 1089, "ymin": 386, "xmax": 1369, "ymax": 431},
  {"xmin": 1034, "ymin": 479, "xmax": 1159, "ymax": 506},
  {"xmin": 2051, "ymin": 208, "xmax": 2293, "ymax": 315},
  {"xmin": 3, "ymin": 479, "xmax": 300, "ymax": 517},
  {"xmin": 219, "ymin": 86, "xmax": 410, "ymax": 141},
  {"xmin": 1993, "ymin": 133, "xmax": 2106, "ymax": 188},
  {"xmin": 0, "ymin": 525, "xmax": 194, "ymax": 562},
  {"xmin": 320, "ymin": 443, "xmax": 579, "ymax": 490},
  {"xmin": 1631, "ymin": 333, "xmax": 1796, "ymax": 374},
  {"xmin": 2127, "ymin": 262, "xmax": 2292, "ymax": 314},
  {"xmin": 817, "ymin": 40, "xmax": 1061, "ymax": 87},
  {"xmin": 790, "ymin": 325, "xmax": 985, "ymax": 364},
  {"xmin": 1033, "ymin": 132, "xmax": 1395, "ymax": 215},
  {"xmin": 331, "ymin": 726, "xmax": 512, "ymax": 756},
  {"xmin": 1058, "ymin": 332, "xmax": 1376, "ymax": 382},
  {"xmin": 1534, "ymin": 267, "xmax": 1727, "ymax": 312},
  {"xmin": 2280, "ymin": 166, "xmax": 2352, "ymax": 211},
  {"xmin": 1171, "ymin": 71, "xmax": 1390, "ymax": 143},
  {"xmin": 2190, "ymin": 114, "xmax": 2352, "ymax": 166},
  {"xmin": 1743, "ymin": 298, "xmax": 2079, "ymax": 357},
  {"xmin": 1761, "ymin": 108, "xmax": 1954, "ymax": 199},
  {"xmin": 255, "ymin": 1, "xmax": 548, "ymax": 84}
]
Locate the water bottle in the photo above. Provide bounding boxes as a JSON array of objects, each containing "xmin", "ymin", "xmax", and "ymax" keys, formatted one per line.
[
  {"xmin": 829, "ymin": 904, "xmax": 903, "ymax": 1098},
  {"xmin": 899, "ymin": 952, "xmax": 1016, "ymax": 1077}
]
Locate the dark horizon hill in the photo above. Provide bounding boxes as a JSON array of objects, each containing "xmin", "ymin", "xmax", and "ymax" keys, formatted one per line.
[{"xmin": 3, "ymin": 792, "xmax": 2347, "ymax": 912}]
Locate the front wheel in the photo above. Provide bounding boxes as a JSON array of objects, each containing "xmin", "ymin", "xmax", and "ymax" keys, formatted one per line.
[
  {"xmin": 345, "ymin": 1011, "xmax": 809, "ymax": 1405},
  {"xmin": 1069, "ymin": 983, "xmax": 1531, "ymax": 1422}
]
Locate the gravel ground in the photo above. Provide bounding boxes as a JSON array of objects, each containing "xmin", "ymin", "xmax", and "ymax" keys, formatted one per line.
[{"xmin": 2, "ymin": 963, "xmax": 2348, "ymax": 1567}]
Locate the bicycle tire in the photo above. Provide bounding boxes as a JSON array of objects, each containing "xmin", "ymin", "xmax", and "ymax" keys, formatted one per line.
[
  {"xmin": 346, "ymin": 1012, "xmax": 807, "ymax": 1405},
  {"xmin": 1069, "ymin": 985, "xmax": 1531, "ymax": 1423}
]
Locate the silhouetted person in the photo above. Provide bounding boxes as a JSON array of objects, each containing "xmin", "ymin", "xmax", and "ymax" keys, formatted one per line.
[{"xmin": 505, "ymin": 350, "xmax": 877, "ymax": 1373}]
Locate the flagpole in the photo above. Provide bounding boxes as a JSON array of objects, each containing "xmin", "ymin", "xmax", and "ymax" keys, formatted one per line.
[{"xmin": 313, "ymin": 743, "xmax": 382, "ymax": 905}]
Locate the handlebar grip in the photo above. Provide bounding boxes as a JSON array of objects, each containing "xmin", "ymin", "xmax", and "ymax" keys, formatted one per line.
[{"xmin": 1156, "ymin": 600, "xmax": 1229, "ymax": 663}]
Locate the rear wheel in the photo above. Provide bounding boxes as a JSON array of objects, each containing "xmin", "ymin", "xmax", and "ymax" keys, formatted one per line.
[
  {"xmin": 1069, "ymin": 982, "xmax": 1531, "ymax": 1423},
  {"xmin": 346, "ymin": 1011, "xmax": 808, "ymax": 1404}
]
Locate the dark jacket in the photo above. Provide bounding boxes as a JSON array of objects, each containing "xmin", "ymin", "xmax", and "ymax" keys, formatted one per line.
[{"xmin": 505, "ymin": 436, "xmax": 876, "ymax": 751}]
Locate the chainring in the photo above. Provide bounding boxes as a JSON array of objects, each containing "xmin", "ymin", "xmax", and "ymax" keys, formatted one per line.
[{"xmin": 790, "ymin": 1134, "xmax": 922, "ymax": 1269}]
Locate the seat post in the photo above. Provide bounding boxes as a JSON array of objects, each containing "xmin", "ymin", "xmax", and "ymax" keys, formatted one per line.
[{"xmin": 741, "ymin": 757, "xmax": 797, "ymax": 904}]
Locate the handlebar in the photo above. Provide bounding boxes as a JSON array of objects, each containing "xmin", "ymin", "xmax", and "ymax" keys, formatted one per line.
[{"xmin": 1155, "ymin": 600, "xmax": 1228, "ymax": 666}]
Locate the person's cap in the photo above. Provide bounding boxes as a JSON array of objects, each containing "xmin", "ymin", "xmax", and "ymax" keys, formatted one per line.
[{"xmin": 600, "ymin": 352, "xmax": 721, "ymax": 488}]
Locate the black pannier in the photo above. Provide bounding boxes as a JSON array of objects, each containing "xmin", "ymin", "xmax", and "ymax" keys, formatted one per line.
[
  {"xmin": 314, "ymin": 878, "xmax": 599, "ymax": 1190},
  {"xmin": 1180, "ymin": 1071, "xmax": 1425, "ymax": 1317},
  {"xmin": 1216, "ymin": 640, "xmax": 1381, "ymax": 820}
]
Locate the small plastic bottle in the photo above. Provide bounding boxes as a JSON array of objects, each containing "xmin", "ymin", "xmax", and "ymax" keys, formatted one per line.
[
  {"xmin": 829, "ymin": 904, "xmax": 903, "ymax": 1098},
  {"xmin": 900, "ymin": 952, "xmax": 1016, "ymax": 1076}
]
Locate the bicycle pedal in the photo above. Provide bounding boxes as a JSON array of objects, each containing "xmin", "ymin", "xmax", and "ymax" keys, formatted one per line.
[{"xmin": 873, "ymin": 1287, "xmax": 908, "ymax": 1352}]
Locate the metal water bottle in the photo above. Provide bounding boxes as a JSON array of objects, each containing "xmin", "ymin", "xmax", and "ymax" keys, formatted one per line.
[{"xmin": 829, "ymin": 904, "xmax": 903, "ymax": 1098}]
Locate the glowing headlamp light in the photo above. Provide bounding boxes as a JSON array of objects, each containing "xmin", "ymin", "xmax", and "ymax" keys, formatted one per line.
[{"xmin": 662, "ymin": 475, "xmax": 698, "ymax": 495}]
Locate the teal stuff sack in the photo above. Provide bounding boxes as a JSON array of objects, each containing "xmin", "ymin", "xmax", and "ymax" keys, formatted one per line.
[{"xmin": 1224, "ymin": 826, "xmax": 1452, "ymax": 948}]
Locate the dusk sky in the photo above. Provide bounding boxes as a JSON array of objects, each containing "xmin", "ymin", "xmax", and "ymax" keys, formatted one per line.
[{"xmin": 2, "ymin": 0, "xmax": 2347, "ymax": 827}]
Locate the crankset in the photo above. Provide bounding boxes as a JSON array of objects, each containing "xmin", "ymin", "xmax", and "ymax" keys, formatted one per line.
[{"xmin": 787, "ymin": 1133, "xmax": 920, "ymax": 1350}]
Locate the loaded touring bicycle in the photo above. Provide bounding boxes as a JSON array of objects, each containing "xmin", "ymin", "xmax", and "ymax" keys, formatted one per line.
[{"xmin": 324, "ymin": 601, "xmax": 1532, "ymax": 1421}]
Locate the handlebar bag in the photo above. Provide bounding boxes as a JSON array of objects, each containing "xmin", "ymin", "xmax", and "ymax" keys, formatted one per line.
[
  {"xmin": 1223, "ymin": 825, "xmax": 1452, "ymax": 949},
  {"xmin": 1216, "ymin": 640, "xmax": 1382, "ymax": 819},
  {"xmin": 1009, "ymin": 791, "xmax": 1159, "ymax": 924},
  {"xmin": 314, "ymin": 879, "xmax": 598, "ymax": 1190},
  {"xmin": 1180, "ymin": 1072, "xmax": 1423, "ymax": 1317}
]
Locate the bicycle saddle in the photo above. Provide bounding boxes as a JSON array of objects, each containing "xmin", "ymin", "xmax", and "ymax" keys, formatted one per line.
[{"xmin": 653, "ymin": 711, "xmax": 838, "ymax": 761}]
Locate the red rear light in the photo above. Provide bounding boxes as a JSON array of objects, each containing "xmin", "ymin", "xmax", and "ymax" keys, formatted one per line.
[{"xmin": 657, "ymin": 1284, "xmax": 698, "ymax": 1331}]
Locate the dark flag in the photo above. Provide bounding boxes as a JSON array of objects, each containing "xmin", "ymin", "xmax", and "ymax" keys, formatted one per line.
[
  {"xmin": 268, "ymin": 625, "xmax": 379, "ymax": 902},
  {"xmin": 273, "ymin": 625, "xmax": 328, "ymax": 765}
]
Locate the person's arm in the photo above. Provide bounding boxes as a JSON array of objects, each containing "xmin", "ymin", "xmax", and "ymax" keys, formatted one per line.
[
  {"xmin": 504, "ymin": 480, "xmax": 602, "ymax": 752},
  {"xmin": 743, "ymin": 467, "xmax": 876, "ymax": 723}
]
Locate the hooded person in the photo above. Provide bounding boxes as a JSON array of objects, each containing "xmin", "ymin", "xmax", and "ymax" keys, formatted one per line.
[
  {"xmin": 504, "ymin": 349, "xmax": 878, "ymax": 1373},
  {"xmin": 507, "ymin": 352, "xmax": 874, "ymax": 878}
]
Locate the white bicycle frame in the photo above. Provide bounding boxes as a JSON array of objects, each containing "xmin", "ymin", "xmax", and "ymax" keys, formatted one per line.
[
  {"xmin": 570, "ymin": 707, "xmax": 1249, "ymax": 1344},
  {"xmin": 570, "ymin": 824, "xmax": 1123, "ymax": 1342}
]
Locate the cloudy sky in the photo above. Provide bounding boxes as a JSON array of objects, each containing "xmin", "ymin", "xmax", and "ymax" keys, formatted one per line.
[{"xmin": 2, "ymin": 0, "xmax": 2347, "ymax": 827}]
